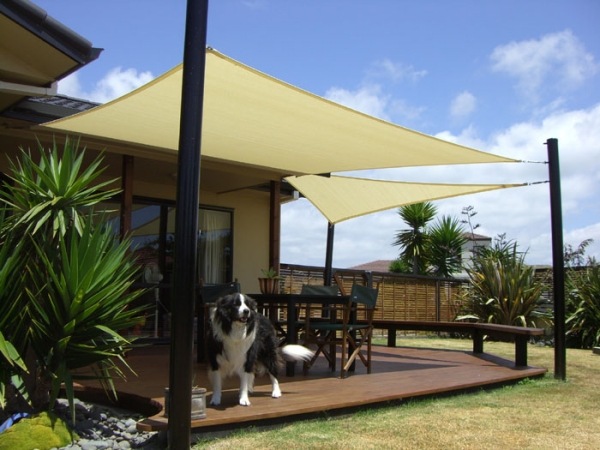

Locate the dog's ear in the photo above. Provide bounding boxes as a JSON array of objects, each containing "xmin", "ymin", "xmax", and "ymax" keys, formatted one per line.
[
  {"xmin": 244, "ymin": 294, "xmax": 257, "ymax": 311},
  {"xmin": 215, "ymin": 294, "xmax": 232, "ymax": 308}
]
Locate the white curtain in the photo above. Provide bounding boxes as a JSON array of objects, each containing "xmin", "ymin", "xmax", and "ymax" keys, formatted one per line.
[{"xmin": 198, "ymin": 209, "xmax": 231, "ymax": 284}]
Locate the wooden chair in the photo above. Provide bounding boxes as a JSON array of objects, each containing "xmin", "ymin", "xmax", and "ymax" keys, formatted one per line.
[
  {"xmin": 300, "ymin": 284, "xmax": 339, "ymax": 299},
  {"xmin": 267, "ymin": 284, "xmax": 336, "ymax": 346},
  {"xmin": 303, "ymin": 284, "xmax": 378, "ymax": 378},
  {"xmin": 299, "ymin": 284, "xmax": 340, "ymax": 370},
  {"xmin": 197, "ymin": 281, "xmax": 241, "ymax": 362},
  {"xmin": 341, "ymin": 284, "xmax": 378, "ymax": 377},
  {"xmin": 300, "ymin": 284, "xmax": 340, "ymax": 323},
  {"xmin": 333, "ymin": 270, "xmax": 369, "ymax": 295}
]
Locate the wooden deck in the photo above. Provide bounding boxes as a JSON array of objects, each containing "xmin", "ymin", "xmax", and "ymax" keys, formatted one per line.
[{"xmin": 72, "ymin": 342, "xmax": 547, "ymax": 433}]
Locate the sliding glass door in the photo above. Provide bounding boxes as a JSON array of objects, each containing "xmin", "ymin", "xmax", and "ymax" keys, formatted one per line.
[
  {"xmin": 106, "ymin": 200, "xmax": 232, "ymax": 282},
  {"xmin": 102, "ymin": 198, "xmax": 233, "ymax": 336}
]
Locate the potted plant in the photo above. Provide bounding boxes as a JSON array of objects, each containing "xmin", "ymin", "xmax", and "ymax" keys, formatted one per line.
[
  {"xmin": 258, "ymin": 267, "xmax": 280, "ymax": 294},
  {"xmin": 164, "ymin": 386, "xmax": 207, "ymax": 420}
]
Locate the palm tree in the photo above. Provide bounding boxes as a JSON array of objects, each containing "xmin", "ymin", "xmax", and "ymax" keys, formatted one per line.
[
  {"xmin": 427, "ymin": 215, "xmax": 467, "ymax": 278},
  {"xmin": 393, "ymin": 202, "xmax": 437, "ymax": 275}
]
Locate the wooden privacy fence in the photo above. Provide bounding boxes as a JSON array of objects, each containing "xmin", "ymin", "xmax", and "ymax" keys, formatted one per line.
[{"xmin": 279, "ymin": 264, "xmax": 468, "ymax": 325}]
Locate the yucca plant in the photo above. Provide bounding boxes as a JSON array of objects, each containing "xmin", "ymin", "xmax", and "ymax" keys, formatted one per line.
[
  {"xmin": 0, "ymin": 231, "xmax": 29, "ymax": 413},
  {"xmin": 0, "ymin": 138, "xmax": 147, "ymax": 421},
  {"xmin": 1, "ymin": 137, "xmax": 119, "ymax": 240},
  {"xmin": 26, "ymin": 214, "xmax": 148, "ymax": 417},
  {"xmin": 566, "ymin": 264, "xmax": 600, "ymax": 348}
]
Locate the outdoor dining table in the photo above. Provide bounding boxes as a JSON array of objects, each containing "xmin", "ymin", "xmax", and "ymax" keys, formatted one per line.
[{"xmin": 249, "ymin": 293, "xmax": 351, "ymax": 376}]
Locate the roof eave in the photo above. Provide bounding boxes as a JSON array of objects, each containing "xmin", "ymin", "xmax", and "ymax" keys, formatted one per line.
[{"xmin": 0, "ymin": 0, "xmax": 103, "ymax": 70}]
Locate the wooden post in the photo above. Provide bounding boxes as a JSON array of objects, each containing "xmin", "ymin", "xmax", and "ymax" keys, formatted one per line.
[
  {"xmin": 119, "ymin": 155, "xmax": 133, "ymax": 240},
  {"xmin": 269, "ymin": 180, "xmax": 281, "ymax": 272}
]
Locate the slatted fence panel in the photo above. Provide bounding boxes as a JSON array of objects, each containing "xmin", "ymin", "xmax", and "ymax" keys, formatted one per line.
[{"xmin": 280, "ymin": 264, "xmax": 468, "ymax": 336}]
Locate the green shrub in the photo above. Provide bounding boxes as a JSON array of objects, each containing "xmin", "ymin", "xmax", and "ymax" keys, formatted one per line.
[
  {"xmin": 566, "ymin": 264, "xmax": 600, "ymax": 348},
  {"xmin": 458, "ymin": 239, "xmax": 546, "ymax": 327}
]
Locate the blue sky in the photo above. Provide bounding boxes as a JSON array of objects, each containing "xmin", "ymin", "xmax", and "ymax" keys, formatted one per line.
[{"xmin": 34, "ymin": 0, "xmax": 600, "ymax": 268}]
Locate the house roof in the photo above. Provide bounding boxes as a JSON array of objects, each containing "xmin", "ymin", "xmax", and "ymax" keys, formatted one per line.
[
  {"xmin": 349, "ymin": 260, "xmax": 394, "ymax": 272},
  {"xmin": 463, "ymin": 232, "xmax": 492, "ymax": 241},
  {"xmin": 2, "ymin": 94, "xmax": 98, "ymax": 124},
  {"xmin": 0, "ymin": 0, "xmax": 101, "ymax": 115}
]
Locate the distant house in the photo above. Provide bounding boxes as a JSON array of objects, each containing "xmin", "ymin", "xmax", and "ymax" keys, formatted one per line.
[
  {"xmin": 349, "ymin": 260, "xmax": 394, "ymax": 273},
  {"xmin": 461, "ymin": 233, "xmax": 492, "ymax": 271},
  {"xmin": 351, "ymin": 233, "xmax": 492, "ymax": 277}
]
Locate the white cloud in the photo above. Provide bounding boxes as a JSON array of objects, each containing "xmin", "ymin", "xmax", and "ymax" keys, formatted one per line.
[
  {"xmin": 57, "ymin": 68, "xmax": 154, "ymax": 103},
  {"xmin": 324, "ymin": 58, "xmax": 428, "ymax": 124},
  {"xmin": 490, "ymin": 29, "xmax": 598, "ymax": 102},
  {"xmin": 281, "ymin": 200, "xmax": 330, "ymax": 266},
  {"xmin": 367, "ymin": 59, "xmax": 428, "ymax": 83},
  {"xmin": 450, "ymin": 91, "xmax": 477, "ymax": 120},
  {"xmin": 564, "ymin": 224, "xmax": 600, "ymax": 262},
  {"xmin": 390, "ymin": 99, "xmax": 427, "ymax": 122},
  {"xmin": 55, "ymin": 73, "xmax": 85, "ymax": 100},
  {"xmin": 324, "ymin": 83, "xmax": 428, "ymax": 124},
  {"xmin": 325, "ymin": 84, "xmax": 391, "ymax": 121}
]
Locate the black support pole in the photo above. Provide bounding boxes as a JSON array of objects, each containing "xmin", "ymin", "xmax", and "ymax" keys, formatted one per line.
[
  {"xmin": 324, "ymin": 222, "xmax": 335, "ymax": 285},
  {"xmin": 547, "ymin": 138, "xmax": 566, "ymax": 381},
  {"xmin": 168, "ymin": 1, "xmax": 209, "ymax": 448}
]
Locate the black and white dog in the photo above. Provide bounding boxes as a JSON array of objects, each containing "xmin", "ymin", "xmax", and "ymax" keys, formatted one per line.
[{"xmin": 207, "ymin": 292, "xmax": 313, "ymax": 406}]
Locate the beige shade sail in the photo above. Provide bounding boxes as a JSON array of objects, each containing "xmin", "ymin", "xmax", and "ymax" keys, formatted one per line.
[
  {"xmin": 286, "ymin": 175, "xmax": 526, "ymax": 224},
  {"xmin": 41, "ymin": 48, "xmax": 517, "ymax": 176}
]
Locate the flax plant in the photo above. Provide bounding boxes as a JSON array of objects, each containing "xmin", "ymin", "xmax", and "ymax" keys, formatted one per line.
[
  {"xmin": 566, "ymin": 264, "xmax": 600, "ymax": 348},
  {"xmin": 458, "ymin": 239, "xmax": 545, "ymax": 327},
  {"xmin": 0, "ymin": 138, "xmax": 147, "ymax": 422}
]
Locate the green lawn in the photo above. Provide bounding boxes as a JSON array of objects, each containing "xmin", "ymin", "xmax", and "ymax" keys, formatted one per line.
[{"xmin": 193, "ymin": 338, "xmax": 600, "ymax": 449}]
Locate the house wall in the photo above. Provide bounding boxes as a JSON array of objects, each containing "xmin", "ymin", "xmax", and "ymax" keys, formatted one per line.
[
  {"xmin": 461, "ymin": 237, "xmax": 492, "ymax": 269},
  {"xmin": 0, "ymin": 134, "xmax": 32, "ymax": 172}
]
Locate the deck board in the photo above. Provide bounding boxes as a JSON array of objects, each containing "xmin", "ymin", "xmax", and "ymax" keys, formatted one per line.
[{"xmin": 72, "ymin": 343, "xmax": 547, "ymax": 432}]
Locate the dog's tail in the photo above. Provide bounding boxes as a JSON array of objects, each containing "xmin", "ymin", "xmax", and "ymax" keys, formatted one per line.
[{"xmin": 281, "ymin": 344, "xmax": 314, "ymax": 362}]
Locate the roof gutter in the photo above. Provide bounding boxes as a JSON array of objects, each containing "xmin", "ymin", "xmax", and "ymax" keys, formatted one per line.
[{"xmin": 0, "ymin": 0, "xmax": 103, "ymax": 68}]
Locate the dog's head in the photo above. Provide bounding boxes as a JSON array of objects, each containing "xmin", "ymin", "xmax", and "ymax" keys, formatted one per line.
[{"xmin": 213, "ymin": 293, "xmax": 257, "ymax": 327}]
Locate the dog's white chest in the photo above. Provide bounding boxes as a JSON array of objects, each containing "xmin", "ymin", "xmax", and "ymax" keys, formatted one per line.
[{"xmin": 216, "ymin": 324, "xmax": 256, "ymax": 376}]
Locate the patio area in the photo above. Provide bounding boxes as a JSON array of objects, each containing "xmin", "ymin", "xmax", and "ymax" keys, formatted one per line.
[{"xmin": 71, "ymin": 341, "xmax": 547, "ymax": 433}]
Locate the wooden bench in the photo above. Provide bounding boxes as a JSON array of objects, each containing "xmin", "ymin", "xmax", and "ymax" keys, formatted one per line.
[{"xmin": 370, "ymin": 320, "xmax": 545, "ymax": 367}]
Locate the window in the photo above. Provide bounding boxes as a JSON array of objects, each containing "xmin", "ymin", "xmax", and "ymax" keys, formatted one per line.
[{"xmin": 101, "ymin": 198, "xmax": 233, "ymax": 285}]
